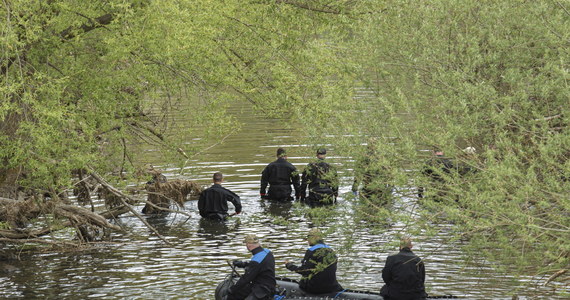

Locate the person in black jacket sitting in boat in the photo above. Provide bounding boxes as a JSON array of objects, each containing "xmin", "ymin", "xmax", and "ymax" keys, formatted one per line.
[
  {"xmin": 285, "ymin": 228, "xmax": 343, "ymax": 295},
  {"xmin": 380, "ymin": 237, "xmax": 427, "ymax": 300},
  {"xmin": 228, "ymin": 234, "xmax": 276, "ymax": 300}
]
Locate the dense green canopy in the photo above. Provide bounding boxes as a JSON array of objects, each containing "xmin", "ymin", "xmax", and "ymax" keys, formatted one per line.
[{"xmin": 1, "ymin": 0, "xmax": 568, "ymax": 294}]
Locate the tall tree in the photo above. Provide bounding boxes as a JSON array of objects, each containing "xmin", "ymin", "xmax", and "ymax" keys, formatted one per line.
[
  {"xmin": 317, "ymin": 0, "xmax": 569, "ymax": 291},
  {"xmin": 0, "ymin": 0, "xmax": 360, "ymax": 242}
]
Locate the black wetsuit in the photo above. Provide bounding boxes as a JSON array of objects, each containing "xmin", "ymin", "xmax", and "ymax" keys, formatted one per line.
[
  {"xmin": 300, "ymin": 159, "xmax": 339, "ymax": 206},
  {"xmin": 381, "ymin": 247, "xmax": 427, "ymax": 300},
  {"xmin": 228, "ymin": 247, "xmax": 276, "ymax": 300},
  {"xmin": 198, "ymin": 183, "xmax": 241, "ymax": 221},
  {"xmin": 286, "ymin": 243, "xmax": 343, "ymax": 294},
  {"xmin": 418, "ymin": 155, "xmax": 454, "ymax": 198},
  {"xmin": 260, "ymin": 157, "xmax": 300, "ymax": 201}
]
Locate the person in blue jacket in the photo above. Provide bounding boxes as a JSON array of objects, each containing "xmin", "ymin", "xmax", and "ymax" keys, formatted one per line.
[
  {"xmin": 228, "ymin": 234, "xmax": 276, "ymax": 300},
  {"xmin": 285, "ymin": 228, "xmax": 343, "ymax": 294}
]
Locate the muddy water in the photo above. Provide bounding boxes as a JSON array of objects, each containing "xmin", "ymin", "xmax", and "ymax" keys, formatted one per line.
[{"xmin": 0, "ymin": 105, "xmax": 561, "ymax": 299}]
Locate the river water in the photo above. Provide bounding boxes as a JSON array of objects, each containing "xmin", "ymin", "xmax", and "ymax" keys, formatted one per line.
[{"xmin": 0, "ymin": 104, "xmax": 563, "ymax": 299}]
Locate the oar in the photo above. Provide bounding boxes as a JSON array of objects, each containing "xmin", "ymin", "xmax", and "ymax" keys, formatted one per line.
[{"xmin": 227, "ymin": 260, "xmax": 241, "ymax": 277}]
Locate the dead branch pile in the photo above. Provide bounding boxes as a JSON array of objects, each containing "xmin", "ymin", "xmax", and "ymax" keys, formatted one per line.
[
  {"xmin": 0, "ymin": 197, "xmax": 122, "ymax": 242},
  {"xmin": 142, "ymin": 179, "xmax": 204, "ymax": 214}
]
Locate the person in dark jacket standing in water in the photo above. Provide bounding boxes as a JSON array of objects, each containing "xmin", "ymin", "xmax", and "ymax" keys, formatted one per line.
[
  {"xmin": 418, "ymin": 147, "xmax": 455, "ymax": 199},
  {"xmin": 228, "ymin": 234, "xmax": 276, "ymax": 300},
  {"xmin": 260, "ymin": 148, "xmax": 300, "ymax": 201},
  {"xmin": 380, "ymin": 237, "xmax": 427, "ymax": 300},
  {"xmin": 300, "ymin": 148, "xmax": 339, "ymax": 207},
  {"xmin": 285, "ymin": 228, "xmax": 343, "ymax": 295},
  {"xmin": 198, "ymin": 172, "xmax": 241, "ymax": 221}
]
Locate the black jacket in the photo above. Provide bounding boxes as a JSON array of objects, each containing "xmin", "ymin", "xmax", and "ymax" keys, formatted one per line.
[
  {"xmin": 198, "ymin": 184, "xmax": 241, "ymax": 220},
  {"xmin": 300, "ymin": 159, "xmax": 338, "ymax": 204},
  {"xmin": 260, "ymin": 157, "xmax": 300, "ymax": 200},
  {"xmin": 286, "ymin": 243, "xmax": 342, "ymax": 294},
  {"xmin": 230, "ymin": 247, "xmax": 276, "ymax": 299},
  {"xmin": 421, "ymin": 155, "xmax": 455, "ymax": 183},
  {"xmin": 381, "ymin": 248, "xmax": 426, "ymax": 300}
]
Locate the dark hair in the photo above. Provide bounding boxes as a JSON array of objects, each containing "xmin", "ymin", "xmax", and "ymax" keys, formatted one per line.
[
  {"xmin": 277, "ymin": 148, "xmax": 287, "ymax": 157},
  {"xmin": 213, "ymin": 172, "xmax": 223, "ymax": 182}
]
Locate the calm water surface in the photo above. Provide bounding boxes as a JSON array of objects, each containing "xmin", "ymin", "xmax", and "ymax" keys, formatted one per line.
[{"xmin": 0, "ymin": 105, "xmax": 562, "ymax": 299}]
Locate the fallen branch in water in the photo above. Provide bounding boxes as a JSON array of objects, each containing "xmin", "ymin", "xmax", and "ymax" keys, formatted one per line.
[
  {"xmin": 543, "ymin": 269, "xmax": 568, "ymax": 286},
  {"xmin": 89, "ymin": 171, "xmax": 172, "ymax": 245}
]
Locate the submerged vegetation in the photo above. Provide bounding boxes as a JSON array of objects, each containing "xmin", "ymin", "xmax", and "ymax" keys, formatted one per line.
[{"xmin": 1, "ymin": 0, "xmax": 568, "ymax": 295}]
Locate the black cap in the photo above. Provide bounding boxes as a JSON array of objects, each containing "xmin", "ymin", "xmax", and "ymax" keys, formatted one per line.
[{"xmin": 317, "ymin": 148, "xmax": 327, "ymax": 155}]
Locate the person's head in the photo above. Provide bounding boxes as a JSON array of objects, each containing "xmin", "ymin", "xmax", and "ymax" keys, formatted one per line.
[
  {"xmin": 316, "ymin": 148, "xmax": 327, "ymax": 159},
  {"xmin": 244, "ymin": 234, "xmax": 261, "ymax": 251},
  {"xmin": 306, "ymin": 228, "xmax": 324, "ymax": 246},
  {"xmin": 276, "ymin": 148, "xmax": 287, "ymax": 158},
  {"xmin": 213, "ymin": 172, "xmax": 223, "ymax": 183},
  {"xmin": 399, "ymin": 236, "xmax": 413, "ymax": 250}
]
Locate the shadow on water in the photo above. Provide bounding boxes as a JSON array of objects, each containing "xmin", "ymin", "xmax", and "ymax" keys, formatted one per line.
[
  {"xmin": 259, "ymin": 198, "xmax": 294, "ymax": 219},
  {"xmin": 198, "ymin": 218, "xmax": 241, "ymax": 242}
]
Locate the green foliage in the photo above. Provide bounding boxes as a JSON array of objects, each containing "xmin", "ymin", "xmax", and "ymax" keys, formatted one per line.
[
  {"xmin": 300, "ymin": 0, "xmax": 569, "ymax": 290},
  {"xmin": 1, "ymin": 0, "xmax": 358, "ymax": 189}
]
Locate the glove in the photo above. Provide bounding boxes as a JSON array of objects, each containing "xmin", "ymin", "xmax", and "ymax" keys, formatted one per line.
[
  {"xmin": 352, "ymin": 191, "xmax": 358, "ymax": 197},
  {"xmin": 233, "ymin": 260, "xmax": 247, "ymax": 268}
]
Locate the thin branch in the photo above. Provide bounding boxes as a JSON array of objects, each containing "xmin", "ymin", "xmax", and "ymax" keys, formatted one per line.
[{"xmin": 88, "ymin": 171, "xmax": 172, "ymax": 245}]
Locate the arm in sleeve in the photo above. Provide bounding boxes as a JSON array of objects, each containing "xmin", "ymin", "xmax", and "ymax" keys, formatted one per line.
[
  {"xmin": 197, "ymin": 191, "xmax": 207, "ymax": 217},
  {"xmin": 382, "ymin": 256, "xmax": 393, "ymax": 284},
  {"xmin": 286, "ymin": 250, "xmax": 315, "ymax": 276},
  {"xmin": 226, "ymin": 190, "xmax": 242, "ymax": 213},
  {"xmin": 291, "ymin": 167, "xmax": 301, "ymax": 197},
  {"xmin": 419, "ymin": 260, "xmax": 425, "ymax": 283},
  {"xmin": 300, "ymin": 167, "xmax": 309, "ymax": 199},
  {"xmin": 331, "ymin": 166, "xmax": 339, "ymax": 195},
  {"xmin": 260, "ymin": 166, "xmax": 269, "ymax": 195},
  {"xmin": 229, "ymin": 261, "xmax": 262, "ymax": 294}
]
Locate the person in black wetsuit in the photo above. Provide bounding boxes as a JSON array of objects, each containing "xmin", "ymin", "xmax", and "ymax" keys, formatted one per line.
[
  {"xmin": 228, "ymin": 234, "xmax": 276, "ymax": 300},
  {"xmin": 260, "ymin": 148, "xmax": 300, "ymax": 201},
  {"xmin": 198, "ymin": 172, "xmax": 241, "ymax": 221},
  {"xmin": 418, "ymin": 148, "xmax": 455, "ymax": 199},
  {"xmin": 380, "ymin": 237, "xmax": 427, "ymax": 300},
  {"xmin": 300, "ymin": 148, "xmax": 339, "ymax": 206},
  {"xmin": 285, "ymin": 228, "xmax": 343, "ymax": 295}
]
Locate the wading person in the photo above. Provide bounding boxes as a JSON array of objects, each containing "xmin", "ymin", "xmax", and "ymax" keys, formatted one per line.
[
  {"xmin": 260, "ymin": 148, "xmax": 300, "ymax": 201},
  {"xmin": 285, "ymin": 228, "xmax": 343, "ymax": 295},
  {"xmin": 380, "ymin": 237, "xmax": 427, "ymax": 300},
  {"xmin": 198, "ymin": 172, "xmax": 241, "ymax": 221},
  {"xmin": 228, "ymin": 234, "xmax": 276, "ymax": 300},
  {"xmin": 352, "ymin": 139, "xmax": 393, "ymax": 203},
  {"xmin": 300, "ymin": 148, "xmax": 339, "ymax": 206},
  {"xmin": 418, "ymin": 147, "xmax": 454, "ymax": 199}
]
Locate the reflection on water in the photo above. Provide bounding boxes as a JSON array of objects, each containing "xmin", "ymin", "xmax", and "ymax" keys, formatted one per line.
[{"xmin": 0, "ymin": 104, "xmax": 563, "ymax": 299}]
